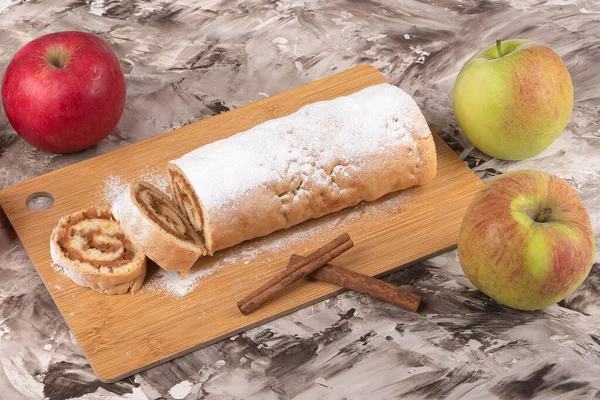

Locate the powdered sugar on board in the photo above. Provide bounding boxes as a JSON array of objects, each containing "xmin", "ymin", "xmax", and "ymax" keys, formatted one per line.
[
  {"xmin": 97, "ymin": 167, "xmax": 171, "ymax": 206},
  {"xmin": 144, "ymin": 263, "xmax": 224, "ymax": 299},
  {"xmin": 213, "ymin": 188, "xmax": 413, "ymax": 269},
  {"xmin": 99, "ymin": 175, "xmax": 128, "ymax": 205}
]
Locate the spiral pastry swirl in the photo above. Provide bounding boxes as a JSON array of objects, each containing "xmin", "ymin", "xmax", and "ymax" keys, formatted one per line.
[
  {"xmin": 50, "ymin": 207, "xmax": 147, "ymax": 295},
  {"xmin": 112, "ymin": 181, "xmax": 205, "ymax": 276},
  {"xmin": 169, "ymin": 167, "xmax": 204, "ymax": 233}
]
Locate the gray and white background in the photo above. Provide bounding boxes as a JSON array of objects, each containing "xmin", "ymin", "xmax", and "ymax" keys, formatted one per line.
[{"xmin": 1, "ymin": 0, "xmax": 600, "ymax": 399}]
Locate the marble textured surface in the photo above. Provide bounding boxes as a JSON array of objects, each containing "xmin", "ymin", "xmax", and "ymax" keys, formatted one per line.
[{"xmin": 1, "ymin": 0, "xmax": 600, "ymax": 399}]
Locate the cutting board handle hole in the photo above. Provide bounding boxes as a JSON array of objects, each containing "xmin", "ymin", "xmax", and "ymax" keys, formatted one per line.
[{"xmin": 26, "ymin": 192, "xmax": 55, "ymax": 211}]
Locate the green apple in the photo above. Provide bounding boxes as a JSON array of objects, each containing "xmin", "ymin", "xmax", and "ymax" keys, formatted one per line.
[
  {"xmin": 453, "ymin": 40, "xmax": 574, "ymax": 160},
  {"xmin": 457, "ymin": 170, "xmax": 595, "ymax": 310}
]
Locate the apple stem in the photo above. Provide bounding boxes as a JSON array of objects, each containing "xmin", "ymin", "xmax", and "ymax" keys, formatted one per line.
[
  {"xmin": 46, "ymin": 46, "xmax": 70, "ymax": 69},
  {"xmin": 496, "ymin": 40, "xmax": 504, "ymax": 57},
  {"xmin": 536, "ymin": 207, "xmax": 553, "ymax": 223}
]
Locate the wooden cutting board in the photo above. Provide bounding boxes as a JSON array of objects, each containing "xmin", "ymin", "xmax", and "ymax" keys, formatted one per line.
[{"xmin": 0, "ymin": 65, "xmax": 483, "ymax": 383}]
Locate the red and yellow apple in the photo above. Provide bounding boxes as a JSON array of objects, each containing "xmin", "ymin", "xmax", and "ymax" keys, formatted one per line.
[
  {"xmin": 1, "ymin": 31, "xmax": 126, "ymax": 154},
  {"xmin": 458, "ymin": 170, "xmax": 595, "ymax": 310},
  {"xmin": 453, "ymin": 40, "xmax": 573, "ymax": 160}
]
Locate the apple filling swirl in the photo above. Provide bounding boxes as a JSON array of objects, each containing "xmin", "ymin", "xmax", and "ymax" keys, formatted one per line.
[
  {"xmin": 50, "ymin": 207, "xmax": 147, "ymax": 295},
  {"xmin": 168, "ymin": 166, "xmax": 204, "ymax": 233},
  {"xmin": 112, "ymin": 180, "xmax": 206, "ymax": 276},
  {"xmin": 136, "ymin": 184, "xmax": 196, "ymax": 242},
  {"xmin": 61, "ymin": 220, "xmax": 132, "ymax": 266}
]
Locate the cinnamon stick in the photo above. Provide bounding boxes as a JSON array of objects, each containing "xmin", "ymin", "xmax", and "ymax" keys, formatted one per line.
[
  {"xmin": 290, "ymin": 254, "xmax": 421, "ymax": 313},
  {"xmin": 237, "ymin": 233, "xmax": 353, "ymax": 315}
]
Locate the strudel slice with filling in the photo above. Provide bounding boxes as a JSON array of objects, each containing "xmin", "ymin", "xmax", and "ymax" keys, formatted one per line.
[
  {"xmin": 50, "ymin": 207, "xmax": 146, "ymax": 295},
  {"xmin": 112, "ymin": 181, "xmax": 206, "ymax": 276}
]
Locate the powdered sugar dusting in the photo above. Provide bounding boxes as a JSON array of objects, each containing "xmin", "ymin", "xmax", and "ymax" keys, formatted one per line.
[
  {"xmin": 172, "ymin": 83, "xmax": 429, "ymax": 211},
  {"xmin": 98, "ymin": 168, "xmax": 171, "ymax": 206},
  {"xmin": 99, "ymin": 175, "xmax": 128, "ymax": 206},
  {"xmin": 110, "ymin": 185, "xmax": 153, "ymax": 245},
  {"xmin": 145, "ymin": 262, "xmax": 223, "ymax": 299}
]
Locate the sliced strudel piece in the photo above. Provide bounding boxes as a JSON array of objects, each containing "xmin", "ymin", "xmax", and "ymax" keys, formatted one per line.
[
  {"xmin": 50, "ymin": 207, "xmax": 146, "ymax": 295},
  {"xmin": 112, "ymin": 181, "xmax": 206, "ymax": 276}
]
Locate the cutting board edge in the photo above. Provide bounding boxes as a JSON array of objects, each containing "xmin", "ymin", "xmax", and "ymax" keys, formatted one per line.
[
  {"xmin": 92, "ymin": 244, "xmax": 457, "ymax": 383},
  {"xmin": 0, "ymin": 64, "xmax": 485, "ymax": 382}
]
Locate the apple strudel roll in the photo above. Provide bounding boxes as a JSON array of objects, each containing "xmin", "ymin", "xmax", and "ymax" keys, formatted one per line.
[
  {"xmin": 50, "ymin": 207, "xmax": 146, "ymax": 295},
  {"xmin": 168, "ymin": 83, "xmax": 437, "ymax": 254},
  {"xmin": 112, "ymin": 181, "xmax": 206, "ymax": 276}
]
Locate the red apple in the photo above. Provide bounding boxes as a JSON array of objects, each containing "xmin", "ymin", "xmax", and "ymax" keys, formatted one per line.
[
  {"xmin": 458, "ymin": 170, "xmax": 595, "ymax": 310},
  {"xmin": 1, "ymin": 31, "xmax": 126, "ymax": 154}
]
